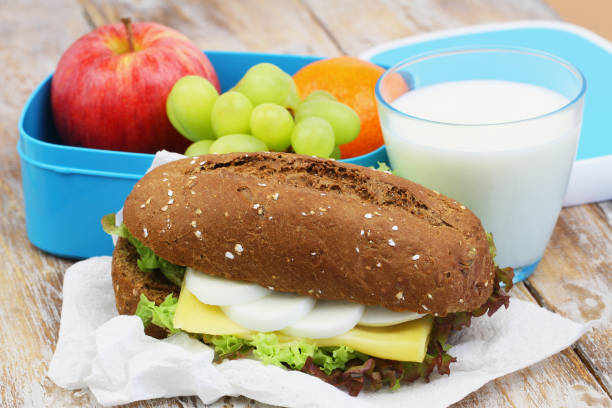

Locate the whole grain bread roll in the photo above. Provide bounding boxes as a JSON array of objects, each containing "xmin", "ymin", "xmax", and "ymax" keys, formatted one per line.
[{"xmin": 122, "ymin": 152, "xmax": 495, "ymax": 316}]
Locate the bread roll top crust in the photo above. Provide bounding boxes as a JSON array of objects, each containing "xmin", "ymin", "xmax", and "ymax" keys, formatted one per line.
[{"xmin": 123, "ymin": 152, "xmax": 495, "ymax": 316}]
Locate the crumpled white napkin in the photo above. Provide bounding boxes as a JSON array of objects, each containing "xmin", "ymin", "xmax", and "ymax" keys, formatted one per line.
[
  {"xmin": 48, "ymin": 257, "xmax": 589, "ymax": 408},
  {"xmin": 48, "ymin": 151, "xmax": 590, "ymax": 407}
]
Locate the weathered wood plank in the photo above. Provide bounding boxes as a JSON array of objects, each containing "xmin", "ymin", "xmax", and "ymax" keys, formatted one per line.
[
  {"xmin": 0, "ymin": 3, "xmax": 90, "ymax": 407},
  {"xmin": 451, "ymin": 284, "xmax": 611, "ymax": 407},
  {"xmin": 527, "ymin": 203, "xmax": 612, "ymax": 395},
  {"xmin": 79, "ymin": 0, "xmax": 342, "ymax": 56},
  {"xmin": 301, "ymin": 0, "xmax": 559, "ymax": 55},
  {"xmin": 455, "ymin": 349, "xmax": 612, "ymax": 408}
]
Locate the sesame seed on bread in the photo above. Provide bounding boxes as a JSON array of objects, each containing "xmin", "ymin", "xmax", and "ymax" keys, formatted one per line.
[{"xmin": 121, "ymin": 152, "xmax": 495, "ymax": 316}]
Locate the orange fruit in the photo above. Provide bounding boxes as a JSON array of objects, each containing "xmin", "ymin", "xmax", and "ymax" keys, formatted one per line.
[{"xmin": 293, "ymin": 56, "xmax": 406, "ymax": 159}]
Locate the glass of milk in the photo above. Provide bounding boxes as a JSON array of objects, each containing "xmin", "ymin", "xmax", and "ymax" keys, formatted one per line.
[{"xmin": 376, "ymin": 48, "xmax": 585, "ymax": 281}]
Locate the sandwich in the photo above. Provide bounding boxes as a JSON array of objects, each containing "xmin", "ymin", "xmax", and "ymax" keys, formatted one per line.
[{"xmin": 102, "ymin": 152, "xmax": 513, "ymax": 396}]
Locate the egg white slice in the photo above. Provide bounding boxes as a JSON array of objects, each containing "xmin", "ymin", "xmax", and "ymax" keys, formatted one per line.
[
  {"xmin": 358, "ymin": 306, "xmax": 424, "ymax": 327},
  {"xmin": 221, "ymin": 292, "xmax": 316, "ymax": 332},
  {"xmin": 185, "ymin": 267, "xmax": 271, "ymax": 306},
  {"xmin": 281, "ymin": 300, "xmax": 365, "ymax": 339}
]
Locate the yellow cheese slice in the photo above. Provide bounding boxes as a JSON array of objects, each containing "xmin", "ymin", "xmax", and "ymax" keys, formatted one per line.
[
  {"xmin": 314, "ymin": 317, "xmax": 433, "ymax": 362},
  {"xmin": 173, "ymin": 287, "xmax": 433, "ymax": 362},
  {"xmin": 174, "ymin": 287, "xmax": 252, "ymax": 335}
]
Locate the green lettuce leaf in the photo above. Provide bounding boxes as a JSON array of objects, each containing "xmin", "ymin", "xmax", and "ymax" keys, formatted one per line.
[
  {"xmin": 205, "ymin": 332, "xmax": 363, "ymax": 375},
  {"xmin": 312, "ymin": 346, "xmax": 368, "ymax": 375},
  {"xmin": 157, "ymin": 259, "xmax": 187, "ymax": 287},
  {"xmin": 135, "ymin": 293, "xmax": 180, "ymax": 334},
  {"xmin": 251, "ymin": 333, "xmax": 317, "ymax": 370},
  {"xmin": 131, "ymin": 238, "xmax": 159, "ymax": 272},
  {"xmin": 487, "ymin": 232, "xmax": 497, "ymax": 258},
  {"xmin": 102, "ymin": 214, "xmax": 185, "ymax": 286},
  {"xmin": 101, "ymin": 214, "xmax": 129, "ymax": 238},
  {"xmin": 371, "ymin": 161, "xmax": 395, "ymax": 174},
  {"xmin": 206, "ymin": 335, "xmax": 252, "ymax": 359}
]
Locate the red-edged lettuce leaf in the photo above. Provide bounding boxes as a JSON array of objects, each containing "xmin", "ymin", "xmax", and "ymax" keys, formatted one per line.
[
  {"xmin": 102, "ymin": 215, "xmax": 185, "ymax": 286},
  {"xmin": 136, "ymin": 235, "xmax": 514, "ymax": 397},
  {"xmin": 300, "ymin": 264, "xmax": 514, "ymax": 396}
]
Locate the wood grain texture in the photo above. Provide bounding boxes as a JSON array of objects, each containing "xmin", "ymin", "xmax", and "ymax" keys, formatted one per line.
[
  {"xmin": 451, "ymin": 285, "xmax": 611, "ymax": 408},
  {"xmin": 1, "ymin": 0, "xmax": 610, "ymax": 407},
  {"xmin": 301, "ymin": 0, "xmax": 559, "ymax": 55},
  {"xmin": 79, "ymin": 0, "xmax": 342, "ymax": 56},
  {"xmin": 527, "ymin": 203, "xmax": 612, "ymax": 395},
  {"xmin": 0, "ymin": 3, "xmax": 88, "ymax": 407},
  {"xmin": 454, "ymin": 349, "xmax": 612, "ymax": 408}
]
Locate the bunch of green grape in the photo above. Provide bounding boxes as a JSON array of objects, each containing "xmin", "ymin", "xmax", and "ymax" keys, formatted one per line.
[{"xmin": 166, "ymin": 63, "xmax": 360, "ymax": 158}]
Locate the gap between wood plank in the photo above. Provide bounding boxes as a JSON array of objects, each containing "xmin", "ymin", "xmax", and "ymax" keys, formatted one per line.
[
  {"xmin": 574, "ymin": 343, "xmax": 612, "ymax": 400},
  {"xmin": 298, "ymin": 0, "xmax": 347, "ymax": 55},
  {"xmin": 79, "ymin": 3, "xmax": 98, "ymax": 29},
  {"xmin": 523, "ymin": 279, "xmax": 550, "ymax": 309}
]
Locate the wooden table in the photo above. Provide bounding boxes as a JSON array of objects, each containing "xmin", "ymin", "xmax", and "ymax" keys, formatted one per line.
[{"xmin": 2, "ymin": 1, "xmax": 610, "ymax": 407}]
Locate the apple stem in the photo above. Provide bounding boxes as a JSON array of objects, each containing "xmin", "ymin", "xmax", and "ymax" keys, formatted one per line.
[{"xmin": 121, "ymin": 17, "xmax": 135, "ymax": 52}]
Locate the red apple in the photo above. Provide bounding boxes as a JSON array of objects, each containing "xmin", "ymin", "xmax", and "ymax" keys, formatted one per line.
[{"xmin": 51, "ymin": 19, "xmax": 220, "ymax": 153}]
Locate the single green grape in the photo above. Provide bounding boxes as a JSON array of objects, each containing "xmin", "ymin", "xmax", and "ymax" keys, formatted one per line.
[
  {"xmin": 233, "ymin": 63, "xmax": 299, "ymax": 109},
  {"xmin": 250, "ymin": 103, "xmax": 294, "ymax": 152},
  {"xmin": 185, "ymin": 140, "xmax": 214, "ymax": 156},
  {"xmin": 291, "ymin": 117, "xmax": 335, "ymax": 158},
  {"xmin": 295, "ymin": 99, "xmax": 360, "ymax": 145},
  {"xmin": 330, "ymin": 145, "xmax": 341, "ymax": 160},
  {"xmin": 166, "ymin": 75, "xmax": 218, "ymax": 142},
  {"xmin": 284, "ymin": 72, "xmax": 301, "ymax": 110},
  {"xmin": 211, "ymin": 91, "xmax": 253, "ymax": 137},
  {"xmin": 305, "ymin": 90, "xmax": 337, "ymax": 102},
  {"xmin": 209, "ymin": 134, "xmax": 269, "ymax": 154}
]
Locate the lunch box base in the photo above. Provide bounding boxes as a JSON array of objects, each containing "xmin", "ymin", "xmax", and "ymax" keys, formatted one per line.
[{"xmin": 18, "ymin": 51, "xmax": 388, "ymax": 259}]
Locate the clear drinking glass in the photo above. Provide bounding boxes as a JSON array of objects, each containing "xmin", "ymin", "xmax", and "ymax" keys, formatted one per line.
[{"xmin": 375, "ymin": 48, "xmax": 585, "ymax": 281}]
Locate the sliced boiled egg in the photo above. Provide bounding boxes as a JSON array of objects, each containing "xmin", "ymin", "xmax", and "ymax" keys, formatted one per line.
[
  {"xmin": 185, "ymin": 267, "xmax": 271, "ymax": 306},
  {"xmin": 281, "ymin": 300, "xmax": 364, "ymax": 339},
  {"xmin": 358, "ymin": 306, "xmax": 424, "ymax": 327},
  {"xmin": 221, "ymin": 292, "xmax": 316, "ymax": 332}
]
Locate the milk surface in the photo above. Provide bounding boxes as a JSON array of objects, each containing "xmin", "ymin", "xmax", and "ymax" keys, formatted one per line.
[{"xmin": 381, "ymin": 80, "xmax": 582, "ymax": 269}]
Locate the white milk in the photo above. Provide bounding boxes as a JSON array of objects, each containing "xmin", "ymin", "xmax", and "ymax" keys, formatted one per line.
[{"xmin": 380, "ymin": 80, "xmax": 582, "ymax": 269}]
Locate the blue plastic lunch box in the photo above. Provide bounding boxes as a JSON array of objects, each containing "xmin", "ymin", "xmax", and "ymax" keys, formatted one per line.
[{"xmin": 18, "ymin": 51, "xmax": 388, "ymax": 259}]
